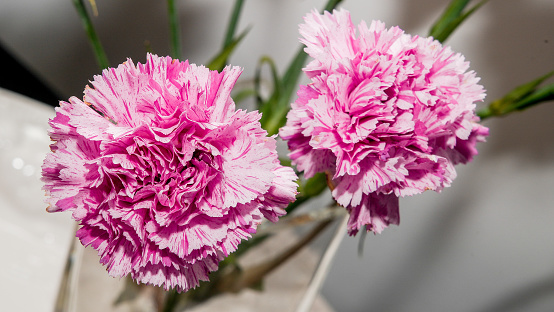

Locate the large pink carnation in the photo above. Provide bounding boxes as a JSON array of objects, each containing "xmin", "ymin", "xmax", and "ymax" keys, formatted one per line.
[
  {"xmin": 42, "ymin": 54, "xmax": 297, "ymax": 292},
  {"xmin": 280, "ymin": 9, "xmax": 488, "ymax": 235}
]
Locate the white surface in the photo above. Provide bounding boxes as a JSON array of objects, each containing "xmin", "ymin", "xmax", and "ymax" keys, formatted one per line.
[
  {"xmin": 0, "ymin": 1, "xmax": 553, "ymax": 312},
  {"xmin": 0, "ymin": 88, "xmax": 74, "ymax": 311}
]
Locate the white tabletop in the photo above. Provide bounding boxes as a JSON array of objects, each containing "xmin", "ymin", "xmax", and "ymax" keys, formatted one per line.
[{"xmin": 0, "ymin": 88, "xmax": 74, "ymax": 312}]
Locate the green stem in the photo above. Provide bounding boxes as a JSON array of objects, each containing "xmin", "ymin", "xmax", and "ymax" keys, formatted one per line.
[
  {"xmin": 261, "ymin": 0, "xmax": 344, "ymax": 135},
  {"xmin": 323, "ymin": 0, "xmax": 344, "ymax": 11},
  {"xmin": 477, "ymin": 70, "xmax": 554, "ymax": 119},
  {"xmin": 160, "ymin": 289, "xmax": 179, "ymax": 312},
  {"xmin": 215, "ymin": 218, "xmax": 334, "ymax": 294},
  {"xmin": 224, "ymin": 0, "xmax": 245, "ymax": 48},
  {"xmin": 476, "ymin": 107, "xmax": 493, "ymax": 120},
  {"xmin": 429, "ymin": 0, "xmax": 490, "ymax": 43},
  {"xmin": 167, "ymin": 0, "xmax": 182, "ymax": 59},
  {"xmin": 72, "ymin": 0, "xmax": 109, "ymax": 70}
]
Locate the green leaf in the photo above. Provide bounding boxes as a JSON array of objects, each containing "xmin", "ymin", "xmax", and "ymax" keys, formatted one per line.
[
  {"xmin": 278, "ymin": 157, "xmax": 292, "ymax": 167},
  {"xmin": 255, "ymin": 56, "xmax": 281, "ymax": 110},
  {"xmin": 207, "ymin": 0, "xmax": 248, "ymax": 72},
  {"xmin": 429, "ymin": 0, "xmax": 489, "ymax": 43},
  {"xmin": 72, "ymin": 0, "xmax": 109, "ymax": 70},
  {"xmin": 223, "ymin": 0, "xmax": 245, "ymax": 48},
  {"xmin": 232, "ymin": 88, "xmax": 256, "ymax": 104},
  {"xmin": 247, "ymin": 279, "xmax": 265, "ymax": 291},
  {"xmin": 430, "ymin": 0, "xmax": 470, "ymax": 39},
  {"xmin": 478, "ymin": 70, "xmax": 554, "ymax": 119},
  {"xmin": 301, "ymin": 172, "xmax": 329, "ymax": 198},
  {"xmin": 211, "ymin": 0, "xmax": 247, "ymax": 68},
  {"xmin": 167, "ymin": 0, "xmax": 182, "ymax": 59},
  {"xmin": 514, "ymin": 83, "xmax": 554, "ymax": 110},
  {"xmin": 261, "ymin": 42, "xmax": 312, "ymax": 135},
  {"xmin": 286, "ymin": 172, "xmax": 329, "ymax": 214},
  {"xmin": 260, "ymin": 0, "xmax": 344, "ymax": 135},
  {"xmin": 207, "ymin": 26, "xmax": 251, "ymax": 72},
  {"xmin": 323, "ymin": 0, "xmax": 344, "ymax": 11}
]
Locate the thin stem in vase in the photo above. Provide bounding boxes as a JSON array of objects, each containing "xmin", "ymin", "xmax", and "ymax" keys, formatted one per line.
[
  {"xmin": 72, "ymin": 0, "xmax": 109, "ymax": 69},
  {"xmin": 167, "ymin": 0, "xmax": 182, "ymax": 59}
]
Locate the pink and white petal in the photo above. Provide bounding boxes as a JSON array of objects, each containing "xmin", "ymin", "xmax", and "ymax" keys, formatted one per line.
[
  {"xmin": 147, "ymin": 217, "xmax": 228, "ymax": 259},
  {"xmin": 84, "ymin": 59, "xmax": 148, "ymax": 126},
  {"xmin": 54, "ymin": 97, "xmax": 114, "ymax": 141},
  {"xmin": 396, "ymin": 152, "xmax": 451, "ymax": 196},
  {"xmin": 132, "ymin": 243, "xmax": 221, "ymax": 292},
  {"xmin": 300, "ymin": 9, "xmax": 358, "ymax": 66},
  {"xmin": 346, "ymin": 192, "xmax": 399, "ymax": 235},
  {"xmin": 258, "ymin": 166, "xmax": 298, "ymax": 222},
  {"xmin": 218, "ymin": 134, "xmax": 276, "ymax": 208},
  {"xmin": 449, "ymin": 123, "xmax": 489, "ymax": 164},
  {"xmin": 210, "ymin": 65, "xmax": 243, "ymax": 123},
  {"xmin": 333, "ymin": 155, "xmax": 408, "ymax": 206}
]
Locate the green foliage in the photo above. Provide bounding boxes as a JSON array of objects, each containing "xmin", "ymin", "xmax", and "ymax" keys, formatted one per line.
[
  {"xmin": 301, "ymin": 172, "xmax": 329, "ymax": 198},
  {"xmin": 224, "ymin": 0, "xmax": 245, "ymax": 48},
  {"xmin": 72, "ymin": 0, "xmax": 109, "ymax": 69},
  {"xmin": 206, "ymin": 0, "xmax": 250, "ymax": 72},
  {"xmin": 167, "ymin": 0, "xmax": 182, "ymax": 59},
  {"xmin": 286, "ymin": 172, "xmax": 329, "ymax": 214},
  {"xmin": 429, "ymin": 0, "xmax": 489, "ymax": 43},
  {"xmin": 207, "ymin": 27, "xmax": 251, "ymax": 71},
  {"xmin": 258, "ymin": 0, "xmax": 345, "ymax": 136},
  {"xmin": 478, "ymin": 71, "xmax": 554, "ymax": 119}
]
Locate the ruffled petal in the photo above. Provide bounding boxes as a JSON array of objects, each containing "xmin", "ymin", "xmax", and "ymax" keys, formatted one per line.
[
  {"xmin": 282, "ymin": 10, "xmax": 487, "ymax": 234},
  {"xmin": 42, "ymin": 53, "xmax": 298, "ymax": 292}
]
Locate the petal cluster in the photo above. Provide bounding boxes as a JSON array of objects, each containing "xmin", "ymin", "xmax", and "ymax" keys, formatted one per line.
[
  {"xmin": 42, "ymin": 54, "xmax": 297, "ymax": 292},
  {"xmin": 280, "ymin": 9, "xmax": 487, "ymax": 235}
]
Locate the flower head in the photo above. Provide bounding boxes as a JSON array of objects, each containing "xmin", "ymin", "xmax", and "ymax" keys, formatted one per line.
[
  {"xmin": 280, "ymin": 9, "xmax": 488, "ymax": 235},
  {"xmin": 42, "ymin": 54, "xmax": 297, "ymax": 292}
]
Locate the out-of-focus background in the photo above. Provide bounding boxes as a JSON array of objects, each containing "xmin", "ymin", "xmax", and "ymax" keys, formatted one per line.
[{"xmin": 1, "ymin": 0, "xmax": 553, "ymax": 311}]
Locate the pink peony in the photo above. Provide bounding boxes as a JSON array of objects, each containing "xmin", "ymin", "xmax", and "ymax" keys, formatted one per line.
[
  {"xmin": 42, "ymin": 54, "xmax": 297, "ymax": 292},
  {"xmin": 280, "ymin": 9, "xmax": 488, "ymax": 235}
]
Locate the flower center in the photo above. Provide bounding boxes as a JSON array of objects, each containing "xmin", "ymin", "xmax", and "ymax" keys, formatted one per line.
[{"xmin": 100, "ymin": 133, "xmax": 221, "ymax": 217}]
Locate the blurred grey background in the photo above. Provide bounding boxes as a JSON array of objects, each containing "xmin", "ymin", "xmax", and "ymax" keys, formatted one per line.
[{"xmin": 1, "ymin": 0, "xmax": 553, "ymax": 311}]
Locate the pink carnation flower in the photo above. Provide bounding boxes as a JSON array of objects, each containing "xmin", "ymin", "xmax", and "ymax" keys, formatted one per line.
[
  {"xmin": 280, "ymin": 9, "xmax": 488, "ymax": 235},
  {"xmin": 42, "ymin": 54, "xmax": 297, "ymax": 292}
]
